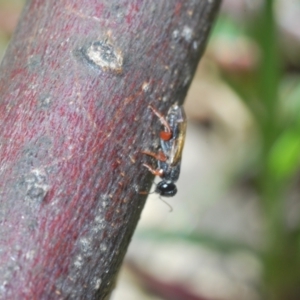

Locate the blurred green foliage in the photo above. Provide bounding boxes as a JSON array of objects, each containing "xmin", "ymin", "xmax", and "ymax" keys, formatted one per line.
[{"xmin": 210, "ymin": 1, "xmax": 300, "ymax": 299}]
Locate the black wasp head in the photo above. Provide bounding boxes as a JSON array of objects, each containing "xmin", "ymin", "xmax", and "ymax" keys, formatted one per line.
[{"xmin": 156, "ymin": 181, "xmax": 177, "ymax": 197}]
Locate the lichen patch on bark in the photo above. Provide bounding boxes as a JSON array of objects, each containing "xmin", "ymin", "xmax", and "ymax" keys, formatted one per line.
[
  {"xmin": 82, "ymin": 40, "xmax": 123, "ymax": 73},
  {"xmin": 24, "ymin": 169, "xmax": 49, "ymax": 205}
]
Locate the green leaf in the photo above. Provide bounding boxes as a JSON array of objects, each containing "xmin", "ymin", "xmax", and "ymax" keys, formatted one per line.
[
  {"xmin": 268, "ymin": 130, "xmax": 300, "ymax": 180},
  {"xmin": 135, "ymin": 229, "xmax": 259, "ymax": 255}
]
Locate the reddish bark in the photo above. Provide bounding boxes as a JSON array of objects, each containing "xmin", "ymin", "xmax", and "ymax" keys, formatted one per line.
[{"xmin": 0, "ymin": 0, "xmax": 220, "ymax": 299}]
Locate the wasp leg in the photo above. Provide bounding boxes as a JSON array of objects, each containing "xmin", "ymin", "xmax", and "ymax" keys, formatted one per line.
[
  {"xmin": 148, "ymin": 105, "xmax": 172, "ymax": 140},
  {"xmin": 142, "ymin": 163, "xmax": 164, "ymax": 177},
  {"xmin": 141, "ymin": 150, "xmax": 167, "ymax": 162}
]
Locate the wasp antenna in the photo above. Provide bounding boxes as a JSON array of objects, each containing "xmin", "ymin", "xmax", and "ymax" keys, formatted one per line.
[
  {"xmin": 158, "ymin": 196, "xmax": 173, "ymax": 212},
  {"xmin": 146, "ymin": 187, "xmax": 156, "ymax": 195},
  {"xmin": 139, "ymin": 181, "xmax": 157, "ymax": 195}
]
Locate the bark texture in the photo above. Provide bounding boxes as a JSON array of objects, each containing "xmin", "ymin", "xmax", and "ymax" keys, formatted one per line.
[{"xmin": 0, "ymin": 0, "xmax": 220, "ymax": 299}]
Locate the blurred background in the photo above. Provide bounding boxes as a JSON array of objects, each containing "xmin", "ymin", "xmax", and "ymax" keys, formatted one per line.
[{"xmin": 1, "ymin": 0, "xmax": 300, "ymax": 299}]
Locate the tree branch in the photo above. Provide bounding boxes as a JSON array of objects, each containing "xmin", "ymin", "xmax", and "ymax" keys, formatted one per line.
[{"xmin": 0, "ymin": 0, "xmax": 220, "ymax": 298}]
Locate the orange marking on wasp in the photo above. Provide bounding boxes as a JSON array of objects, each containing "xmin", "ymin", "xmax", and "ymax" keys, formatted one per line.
[
  {"xmin": 148, "ymin": 105, "xmax": 172, "ymax": 137},
  {"xmin": 160, "ymin": 131, "xmax": 172, "ymax": 141}
]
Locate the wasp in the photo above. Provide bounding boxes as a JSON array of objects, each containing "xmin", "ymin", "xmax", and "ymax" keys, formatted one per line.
[{"xmin": 142, "ymin": 104, "xmax": 187, "ymax": 197}]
